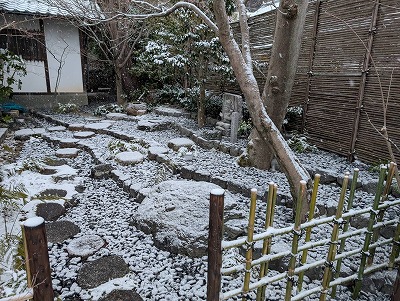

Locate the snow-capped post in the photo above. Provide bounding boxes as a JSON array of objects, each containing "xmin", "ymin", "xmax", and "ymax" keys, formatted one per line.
[
  {"xmin": 22, "ymin": 217, "xmax": 54, "ymax": 301},
  {"xmin": 207, "ymin": 189, "xmax": 225, "ymax": 301}
]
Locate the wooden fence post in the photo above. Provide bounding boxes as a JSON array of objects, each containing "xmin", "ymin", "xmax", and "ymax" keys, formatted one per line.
[
  {"xmin": 207, "ymin": 189, "xmax": 225, "ymax": 301},
  {"xmin": 23, "ymin": 216, "xmax": 54, "ymax": 301}
]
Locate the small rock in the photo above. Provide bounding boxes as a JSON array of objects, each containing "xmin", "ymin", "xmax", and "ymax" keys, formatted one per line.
[
  {"xmin": 67, "ymin": 235, "xmax": 105, "ymax": 257},
  {"xmin": 106, "ymin": 113, "xmax": 128, "ymax": 120},
  {"xmin": 38, "ymin": 189, "xmax": 68, "ymax": 198},
  {"xmin": 59, "ymin": 138, "xmax": 80, "ymax": 148},
  {"xmin": 56, "ymin": 148, "xmax": 80, "ymax": 158},
  {"xmin": 167, "ymin": 138, "xmax": 195, "ymax": 151},
  {"xmin": 68, "ymin": 123, "xmax": 85, "ymax": 131},
  {"xmin": 99, "ymin": 290, "xmax": 143, "ymax": 301},
  {"xmin": 148, "ymin": 146, "xmax": 169, "ymax": 160},
  {"xmin": 84, "ymin": 123, "xmax": 112, "ymax": 130}
]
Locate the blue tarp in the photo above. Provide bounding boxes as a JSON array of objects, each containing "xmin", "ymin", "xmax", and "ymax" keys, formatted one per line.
[{"xmin": 0, "ymin": 102, "xmax": 27, "ymax": 113}]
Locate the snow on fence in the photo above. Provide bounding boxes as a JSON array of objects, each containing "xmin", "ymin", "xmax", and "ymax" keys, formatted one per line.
[
  {"xmin": 207, "ymin": 162, "xmax": 400, "ymax": 300},
  {"xmin": 0, "ymin": 217, "xmax": 54, "ymax": 301}
]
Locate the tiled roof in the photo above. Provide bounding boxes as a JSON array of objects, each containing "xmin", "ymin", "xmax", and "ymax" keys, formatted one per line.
[{"xmin": 0, "ymin": 0, "xmax": 97, "ymax": 17}]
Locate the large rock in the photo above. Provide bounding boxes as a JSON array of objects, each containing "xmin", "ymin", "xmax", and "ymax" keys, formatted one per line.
[
  {"xmin": 115, "ymin": 151, "xmax": 145, "ymax": 165},
  {"xmin": 84, "ymin": 123, "xmax": 112, "ymax": 131},
  {"xmin": 36, "ymin": 202, "xmax": 66, "ymax": 221},
  {"xmin": 131, "ymin": 180, "xmax": 235, "ymax": 257},
  {"xmin": 56, "ymin": 148, "xmax": 80, "ymax": 158},
  {"xmin": 126, "ymin": 103, "xmax": 147, "ymax": 116},
  {"xmin": 73, "ymin": 131, "xmax": 96, "ymax": 139},
  {"xmin": 167, "ymin": 138, "xmax": 195, "ymax": 151},
  {"xmin": 77, "ymin": 256, "xmax": 130, "ymax": 289},
  {"xmin": 99, "ymin": 290, "xmax": 143, "ymax": 301},
  {"xmin": 67, "ymin": 234, "xmax": 105, "ymax": 257},
  {"xmin": 14, "ymin": 128, "xmax": 45, "ymax": 140},
  {"xmin": 137, "ymin": 119, "xmax": 169, "ymax": 131}
]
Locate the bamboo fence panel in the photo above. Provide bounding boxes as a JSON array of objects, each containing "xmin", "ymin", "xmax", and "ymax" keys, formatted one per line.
[
  {"xmin": 205, "ymin": 0, "xmax": 400, "ymax": 164},
  {"xmin": 211, "ymin": 166, "xmax": 400, "ymax": 300}
]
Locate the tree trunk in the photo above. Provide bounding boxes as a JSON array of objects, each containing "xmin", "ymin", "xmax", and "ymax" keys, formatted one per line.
[
  {"xmin": 115, "ymin": 67, "xmax": 126, "ymax": 106},
  {"xmin": 392, "ymin": 268, "xmax": 400, "ymax": 301},
  {"xmin": 213, "ymin": 0, "xmax": 311, "ymax": 218},
  {"xmin": 198, "ymin": 53, "xmax": 206, "ymax": 128},
  {"xmin": 250, "ymin": 0, "xmax": 309, "ymax": 170}
]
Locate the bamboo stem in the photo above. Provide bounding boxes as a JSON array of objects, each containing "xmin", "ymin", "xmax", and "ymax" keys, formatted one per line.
[
  {"xmin": 368, "ymin": 162, "xmax": 396, "ymax": 266},
  {"xmin": 331, "ymin": 168, "xmax": 359, "ymax": 297},
  {"xmin": 242, "ymin": 188, "xmax": 257, "ymax": 300},
  {"xmin": 256, "ymin": 183, "xmax": 278, "ymax": 301},
  {"xmin": 285, "ymin": 180, "xmax": 307, "ymax": 301},
  {"xmin": 320, "ymin": 173, "xmax": 349, "ymax": 301},
  {"xmin": 298, "ymin": 173, "xmax": 321, "ymax": 292},
  {"xmin": 389, "ymin": 222, "xmax": 400, "ymax": 270},
  {"xmin": 353, "ymin": 165, "xmax": 386, "ymax": 298}
]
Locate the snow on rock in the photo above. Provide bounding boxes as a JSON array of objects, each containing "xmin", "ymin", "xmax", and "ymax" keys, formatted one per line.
[
  {"xmin": 154, "ymin": 106, "xmax": 187, "ymax": 117},
  {"xmin": 56, "ymin": 148, "xmax": 81, "ymax": 158},
  {"xmin": 36, "ymin": 202, "xmax": 66, "ymax": 221},
  {"xmin": 14, "ymin": 128, "xmax": 45, "ymax": 140},
  {"xmin": 99, "ymin": 289, "xmax": 143, "ymax": 301},
  {"xmin": 47, "ymin": 126, "xmax": 66, "ymax": 132},
  {"xmin": 137, "ymin": 119, "xmax": 170, "ymax": 131},
  {"xmin": 66, "ymin": 234, "xmax": 105, "ymax": 257},
  {"xmin": 148, "ymin": 146, "xmax": 169, "ymax": 160},
  {"xmin": 84, "ymin": 123, "xmax": 112, "ymax": 130},
  {"xmin": 131, "ymin": 180, "xmax": 237, "ymax": 257},
  {"xmin": 46, "ymin": 220, "xmax": 80, "ymax": 244},
  {"xmin": 59, "ymin": 138, "xmax": 80, "ymax": 148},
  {"xmin": 77, "ymin": 256, "xmax": 130, "ymax": 289},
  {"xmin": 73, "ymin": 131, "xmax": 96, "ymax": 139},
  {"xmin": 106, "ymin": 113, "xmax": 128, "ymax": 120},
  {"xmin": 167, "ymin": 137, "xmax": 195, "ymax": 151},
  {"xmin": 68, "ymin": 123, "xmax": 85, "ymax": 131},
  {"xmin": 23, "ymin": 216, "xmax": 44, "ymax": 228},
  {"xmin": 115, "ymin": 151, "xmax": 145, "ymax": 165}
]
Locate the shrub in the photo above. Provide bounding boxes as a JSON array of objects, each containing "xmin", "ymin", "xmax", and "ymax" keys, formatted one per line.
[
  {"xmin": 288, "ymin": 134, "xmax": 317, "ymax": 153},
  {"xmin": 56, "ymin": 103, "xmax": 79, "ymax": 114}
]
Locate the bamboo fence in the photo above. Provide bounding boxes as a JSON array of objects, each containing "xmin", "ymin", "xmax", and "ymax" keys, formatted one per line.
[
  {"xmin": 206, "ymin": 0, "xmax": 400, "ymax": 164},
  {"xmin": 207, "ymin": 163, "xmax": 400, "ymax": 300}
]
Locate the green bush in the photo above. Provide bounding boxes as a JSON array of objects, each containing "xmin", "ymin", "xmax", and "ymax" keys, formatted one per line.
[{"xmin": 288, "ymin": 135, "xmax": 317, "ymax": 153}]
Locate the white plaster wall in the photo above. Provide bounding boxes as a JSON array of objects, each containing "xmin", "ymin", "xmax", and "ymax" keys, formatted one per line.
[
  {"xmin": 12, "ymin": 61, "xmax": 48, "ymax": 92},
  {"xmin": 43, "ymin": 20, "xmax": 84, "ymax": 93}
]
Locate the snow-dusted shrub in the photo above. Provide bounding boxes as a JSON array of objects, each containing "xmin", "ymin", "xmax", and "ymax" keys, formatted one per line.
[
  {"xmin": 288, "ymin": 135, "xmax": 317, "ymax": 153},
  {"xmin": 56, "ymin": 103, "xmax": 79, "ymax": 114},
  {"xmin": 93, "ymin": 104, "xmax": 124, "ymax": 116}
]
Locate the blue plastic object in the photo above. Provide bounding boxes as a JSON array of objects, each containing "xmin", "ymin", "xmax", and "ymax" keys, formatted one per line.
[{"xmin": 0, "ymin": 102, "xmax": 27, "ymax": 113}]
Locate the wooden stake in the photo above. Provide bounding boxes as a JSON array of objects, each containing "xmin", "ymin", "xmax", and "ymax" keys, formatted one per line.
[
  {"xmin": 23, "ymin": 217, "xmax": 54, "ymax": 301},
  {"xmin": 207, "ymin": 189, "xmax": 225, "ymax": 301}
]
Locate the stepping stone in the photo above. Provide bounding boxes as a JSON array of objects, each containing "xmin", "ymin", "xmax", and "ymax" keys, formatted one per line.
[
  {"xmin": 39, "ymin": 167, "xmax": 57, "ymax": 175},
  {"xmin": 154, "ymin": 106, "xmax": 188, "ymax": 117},
  {"xmin": 99, "ymin": 290, "xmax": 143, "ymax": 301},
  {"xmin": 46, "ymin": 220, "xmax": 80, "ymax": 244},
  {"xmin": 84, "ymin": 123, "xmax": 112, "ymax": 130},
  {"xmin": 38, "ymin": 188, "xmax": 68, "ymax": 198},
  {"xmin": 126, "ymin": 102, "xmax": 147, "ymax": 116},
  {"xmin": 43, "ymin": 158, "xmax": 67, "ymax": 166},
  {"xmin": 59, "ymin": 138, "xmax": 79, "ymax": 148},
  {"xmin": 137, "ymin": 119, "xmax": 169, "ymax": 131},
  {"xmin": 85, "ymin": 117, "xmax": 102, "ymax": 122},
  {"xmin": 167, "ymin": 137, "xmax": 195, "ymax": 151},
  {"xmin": 115, "ymin": 151, "xmax": 144, "ymax": 165},
  {"xmin": 77, "ymin": 256, "xmax": 130, "ymax": 289},
  {"xmin": 106, "ymin": 113, "xmax": 127, "ymax": 120},
  {"xmin": 66, "ymin": 234, "xmax": 105, "ymax": 257},
  {"xmin": 68, "ymin": 123, "xmax": 85, "ymax": 131},
  {"xmin": 14, "ymin": 128, "xmax": 46, "ymax": 140},
  {"xmin": 73, "ymin": 131, "xmax": 95, "ymax": 139},
  {"xmin": 100, "ymin": 119, "xmax": 116, "ymax": 123},
  {"xmin": 148, "ymin": 146, "xmax": 169, "ymax": 160},
  {"xmin": 47, "ymin": 126, "xmax": 66, "ymax": 132},
  {"xmin": 56, "ymin": 148, "xmax": 80, "ymax": 158},
  {"xmin": 36, "ymin": 202, "xmax": 66, "ymax": 221}
]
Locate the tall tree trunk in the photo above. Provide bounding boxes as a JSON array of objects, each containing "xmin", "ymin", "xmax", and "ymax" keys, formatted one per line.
[
  {"xmin": 213, "ymin": 0, "xmax": 311, "ymax": 218},
  {"xmin": 198, "ymin": 53, "xmax": 206, "ymax": 128},
  {"xmin": 115, "ymin": 66, "xmax": 126, "ymax": 106},
  {"xmin": 392, "ymin": 268, "xmax": 400, "ymax": 301},
  {"xmin": 250, "ymin": 0, "xmax": 309, "ymax": 170}
]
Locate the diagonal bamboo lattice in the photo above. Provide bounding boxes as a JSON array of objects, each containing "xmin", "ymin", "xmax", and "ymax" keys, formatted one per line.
[{"xmin": 207, "ymin": 163, "xmax": 400, "ymax": 301}]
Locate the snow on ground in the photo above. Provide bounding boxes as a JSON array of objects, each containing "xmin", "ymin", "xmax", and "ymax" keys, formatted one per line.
[{"xmin": 0, "ymin": 107, "xmax": 398, "ymax": 300}]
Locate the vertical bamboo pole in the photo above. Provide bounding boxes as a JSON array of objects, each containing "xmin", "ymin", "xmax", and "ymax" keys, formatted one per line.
[
  {"xmin": 297, "ymin": 173, "xmax": 321, "ymax": 292},
  {"xmin": 285, "ymin": 180, "xmax": 307, "ymax": 301},
  {"xmin": 23, "ymin": 216, "xmax": 54, "ymax": 301},
  {"xmin": 353, "ymin": 166, "xmax": 386, "ymax": 298},
  {"xmin": 256, "ymin": 183, "xmax": 278, "ymax": 301},
  {"xmin": 368, "ymin": 162, "xmax": 396, "ymax": 265},
  {"xmin": 389, "ymin": 222, "xmax": 400, "ymax": 270},
  {"xmin": 319, "ymin": 173, "xmax": 349, "ymax": 301},
  {"xmin": 331, "ymin": 168, "xmax": 359, "ymax": 297},
  {"xmin": 242, "ymin": 189, "xmax": 258, "ymax": 300},
  {"xmin": 208, "ymin": 189, "xmax": 225, "ymax": 301}
]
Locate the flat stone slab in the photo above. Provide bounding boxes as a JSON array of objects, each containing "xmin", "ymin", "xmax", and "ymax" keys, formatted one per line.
[
  {"xmin": 56, "ymin": 148, "xmax": 80, "ymax": 158},
  {"xmin": 167, "ymin": 138, "xmax": 195, "ymax": 151},
  {"xmin": 85, "ymin": 117, "xmax": 102, "ymax": 122},
  {"xmin": 36, "ymin": 202, "xmax": 66, "ymax": 221},
  {"xmin": 115, "ymin": 151, "xmax": 145, "ymax": 165},
  {"xmin": 77, "ymin": 256, "xmax": 130, "ymax": 289},
  {"xmin": 47, "ymin": 126, "xmax": 67, "ymax": 132},
  {"xmin": 131, "ymin": 180, "xmax": 236, "ymax": 257},
  {"xmin": 91, "ymin": 164, "xmax": 114, "ymax": 179},
  {"xmin": 46, "ymin": 220, "xmax": 80, "ymax": 244},
  {"xmin": 68, "ymin": 123, "xmax": 85, "ymax": 131},
  {"xmin": 66, "ymin": 234, "xmax": 105, "ymax": 257},
  {"xmin": 14, "ymin": 128, "xmax": 46, "ymax": 140},
  {"xmin": 100, "ymin": 119, "xmax": 116, "ymax": 123},
  {"xmin": 84, "ymin": 123, "xmax": 112, "ymax": 130},
  {"xmin": 73, "ymin": 131, "xmax": 95, "ymax": 139},
  {"xmin": 59, "ymin": 138, "xmax": 80, "ymax": 148},
  {"xmin": 99, "ymin": 290, "xmax": 143, "ymax": 301},
  {"xmin": 148, "ymin": 146, "xmax": 169, "ymax": 160},
  {"xmin": 154, "ymin": 106, "xmax": 188, "ymax": 117},
  {"xmin": 106, "ymin": 113, "xmax": 128, "ymax": 120},
  {"xmin": 137, "ymin": 119, "xmax": 169, "ymax": 131},
  {"xmin": 38, "ymin": 188, "xmax": 68, "ymax": 198}
]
